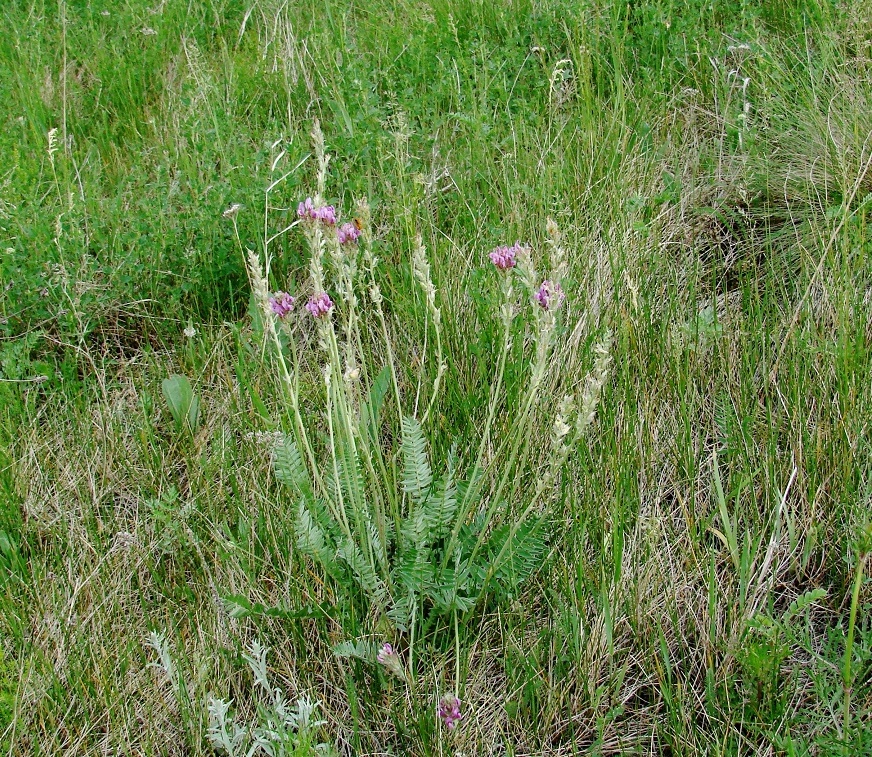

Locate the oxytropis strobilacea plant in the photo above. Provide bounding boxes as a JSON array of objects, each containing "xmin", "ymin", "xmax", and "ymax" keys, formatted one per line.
[{"xmin": 245, "ymin": 122, "xmax": 611, "ymax": 690}]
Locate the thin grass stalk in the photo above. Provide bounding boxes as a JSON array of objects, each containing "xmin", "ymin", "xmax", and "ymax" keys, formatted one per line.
[
  {"xmin": 469, "ymin": 324, "xmax": 552, "ymax": 560},
  {"xmin": 355, "ymin": 207, "xmax": 400, "ymax": 523},
  {"xmin": 483, "ymin": 248, "xmax": 558, "ymax": 515},
  {"xmin": 363, "ymin": 245, "xmax": 405, "ymax": 537},
  {"xmin": 441, "ymin": 274, "xmax": 514, "ymax": 569},
  {"xmin": 474, "ymin": 334, "xmax": 610, "ymax": 586},
  {"xmin": 842, "ymin": 552, "xmax": 868, "ymax": 741}
]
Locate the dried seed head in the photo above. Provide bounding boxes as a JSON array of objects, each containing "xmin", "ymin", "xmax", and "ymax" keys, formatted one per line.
[
  {"xmin": 246, "ymin": 250, "xmax": 272, "ymax": 321},
  {"xmin": 222, "ymin": 203, "xmax": 243, "ymax": 219}
]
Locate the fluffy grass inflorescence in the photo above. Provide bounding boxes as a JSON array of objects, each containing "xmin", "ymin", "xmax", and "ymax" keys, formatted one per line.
[{"xmin": 1, "ymin": 0, "xmax": 871, "ymax": 754}]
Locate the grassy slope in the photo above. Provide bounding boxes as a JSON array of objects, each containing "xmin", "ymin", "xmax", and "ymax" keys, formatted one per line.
[{"xmin": 1, "ymin": 0, "xmax": 871, "ymax": 753}]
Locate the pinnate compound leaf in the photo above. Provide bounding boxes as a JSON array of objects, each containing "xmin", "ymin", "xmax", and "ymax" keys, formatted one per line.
[
  {"xmin": 332, "ymin": 638, "xmax": 378, "ymax": 661},
  {"xmin": 485, "ymin": 516, "xmax": 547, "ymax": 594},
  {"xmin": 400, "ymin": 415, "xmax": 432, "ymax": 504},
  {"xmin": 393, "ymin": 544, "xmax": 435, "ymax": 593},
  {"xmin": 295, "ymin": 500, "xmax": 345, "ymax": 582},
  {"xmin": 337, "ymin": 538, "xmax": 388, "ymax": 607},
  {"xmin": 274, "ymin": 435, "xmax": 314, "ymax": 502},
  {"xmin": 387, "ymin": 591, "xmax": 414, "ymax": 631},
  {"xmin": 782, "ymin": 588, "xmax": 827, "ymax": 624}
]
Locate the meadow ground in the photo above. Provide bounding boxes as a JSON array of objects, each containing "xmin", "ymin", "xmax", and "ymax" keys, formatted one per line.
[{"xmin": 1, "ymin": 0, "xmax": 871, "ymax": 754}]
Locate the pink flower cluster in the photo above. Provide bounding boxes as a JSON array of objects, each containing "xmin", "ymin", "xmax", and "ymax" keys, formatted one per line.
[
  {"xmin": 534, "ymin": 280, "xmax": 565, "ymax": 311},
  {"xmin": 376, "ymin": 642, "xmax": 405, "ymax": 680},
  {"xmin": 306, "ymin": 291, "xmax": 334, "ymax": 317},
  {"xmin": 377, "ymin": 642, "xmax": 395, "ymax": 664},
  {"xmin": 269, "ymin": 291, "xmax": 295, "ymax": 318},
  {"xmin": 489, "ymin": 242, "xmax": 523, "ymax": 271},
  {"xmin": 438, "ymin": 693, "xmax": 462, "ymax": 730},
  {"xmin": 297, "ymin": 197, "xmax": 337, "ymax": 226},
  {"xmin": 337, "ymin": 221, "xmax": 362, "ymax": 245}
]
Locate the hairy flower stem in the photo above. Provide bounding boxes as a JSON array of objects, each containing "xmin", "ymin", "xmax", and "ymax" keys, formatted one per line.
[
  {"xmin": 328, "ymin": 396, "xmax": 379, "ymax": 585},
  {"xmin": 284, "ymin": 337, "xmax": 328, "ymax": 497},
  {"xmin": 283, "ymin": 338, "xmax": 314, "ymax": 456},
  {"xmin": 482, "ymin": 278, "xmax": 556, "ymax": 511},
  {"xmin": 325, "ymin": 377, "xmax": 353, "ymax": 541},
  {"xmin": 410, "ymin": 235, "xmax": 444, "ymax": 428},
  {"xmin": 358, "ymin": 233, "xmax": 401, "ymax": 509},
  {"xmin": 307, "ymin": 225, "xmax": 327, "ymax": 294},
  {"xmin": 473, "ymin": 335, "xmax": 611, "ymax": 589},
  {"xmin": 326, "ymin": 233, "xmax": 363, "ymax": 382},
  {"xmin": 375, "ymin": 308, "xmax": 402, "ymax": 433},
  {"xmin": 321, "ymin": 322, "xmax": 385, "ymax": 584},
  {"xmin": 454, "ymin": 609, "xmax": 461, "ymax": 694},
  {"xmin": 420, "ymin": 323, "xmax": 444, "ymax": 428},
  {"xmin": 408, "ymin": 598, "xmax": 417, "ymax": 684},
  {"xmin": 414, "ymin": 323, "xmax": 429, "ymax": 418},
  {"xmin": 232, "ymin": 230, "xmax": 306, "ymax": 495},
  {"xmin": 305, "ymin": 132, "xmax": 388, "ymax": 579},
  {"xmin": 252, "ymin": 262, "xmax": 353, "ymax": 559},
  {"xmin": 239, "ymin": 238, "xmax": 326, "ymax": 502},
  {"xmin": 415, "ymin": 302, "xmax": 444, "ymax": 429}
]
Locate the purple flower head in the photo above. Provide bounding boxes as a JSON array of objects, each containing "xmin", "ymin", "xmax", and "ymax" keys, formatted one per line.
[
  {"xmin": 297, "ymin": 197, "xmax": 317, "ymax": 220},
  {"xmin": 306, "ymin": 291, "xmax": 334, "ymax": 318},
  {"xmin": 534, "ymin": 279, "xmax": 565, "ymax": 311},
  {"xmin": 297, "ymin": 197, "xmax": 337, "ymax": 226},
  {"xmin": 376, "ymin": 642, "xmax": 406, "ymax": 680},
  {"xmin": 438, "ymin": 693, "xmax": 462, "ymax": 730},
  {"xmin": 338, "ymin": 221, "xmax": 362, "ymax": 245},
  {"xmin": 269, "ymin": 291, "xmax": 295, "ymax": 318},
  {"xmin": 316, "ymin": 205, "xmax": 337, "ymax": 226},
  {"xmin": 489, "ymin": 242, "xmax": 523, "ymax": 271}
]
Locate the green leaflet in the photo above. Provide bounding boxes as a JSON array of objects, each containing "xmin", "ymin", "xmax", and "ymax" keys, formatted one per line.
[
  {"xmin": 332, "ymin": 638, "xmax": 378, "ymax": 661},
  {"xmin": 400, "ymin": 436, "xmax": 457, "ymax": 551},
  {"xmin": 387, "ymin": 590, "xmax": 414, "ymax": 632},
  {"xmin": 394, "ymin": 544, "xmax": 436, "ymax": 594}
]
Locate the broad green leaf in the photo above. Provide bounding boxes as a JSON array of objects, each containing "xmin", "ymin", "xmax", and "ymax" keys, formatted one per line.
[{"xmin": 161, "ymin": 374, "xmax": 200, "ymax": 433}]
